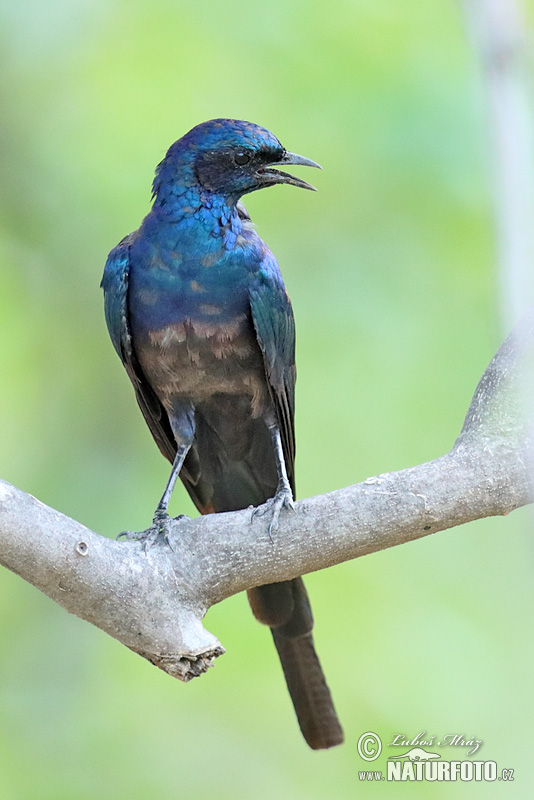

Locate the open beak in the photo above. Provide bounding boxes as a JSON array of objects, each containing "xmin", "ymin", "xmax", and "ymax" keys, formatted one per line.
[{"xmin": 257, "ymin": 150, "xmax": 322, "ymax": 192}]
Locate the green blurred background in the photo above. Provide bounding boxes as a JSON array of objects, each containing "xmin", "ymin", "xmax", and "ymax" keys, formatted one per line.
[{"xmin": 0, "ymin": 0, "xmax": 533, "ymax": 797}]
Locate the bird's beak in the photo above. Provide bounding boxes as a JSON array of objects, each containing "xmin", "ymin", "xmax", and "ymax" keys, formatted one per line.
[{"xmin": 257, "ymin": 151, "xmax": 322, "ymax": 192}]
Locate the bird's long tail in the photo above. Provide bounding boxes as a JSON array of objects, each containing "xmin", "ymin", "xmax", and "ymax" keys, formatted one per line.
[
  {"xmin": 184, "ymin": 431, "xmax": 343, "ymax": 749},
  {"xmin": 248, "ymin": 577, "xmax": 344, "ymax": 749}
]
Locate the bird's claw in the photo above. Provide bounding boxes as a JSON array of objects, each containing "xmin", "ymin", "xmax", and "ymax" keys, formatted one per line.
[
  {"xmin": 117, "ymin": 511, "xmax": 190, "ymax": 553},
  {"xmin": 253, "ymin": 485, "xmax": 295, "ymax": 538},
  {"xmin": 118, "ymin": 524, "xmax": 162, "ymax": 553}
]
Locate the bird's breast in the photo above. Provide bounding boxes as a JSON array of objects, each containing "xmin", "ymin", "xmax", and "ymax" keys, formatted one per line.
[
  {"xmin": 130, "ymin": 274, "xmax": 269, "ymax": 416},
  {"xmin": 127, "ymin": 218, "xmax": 271, "ymax": 414},
  {"xmin": 137, "ymin": 313, "xmax": 269, "ymax": 417}
]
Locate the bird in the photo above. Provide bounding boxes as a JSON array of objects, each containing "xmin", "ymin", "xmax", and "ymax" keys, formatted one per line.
[{"xmin": 101, "ymin": 118, "xmax": 344, "ymax": 749}]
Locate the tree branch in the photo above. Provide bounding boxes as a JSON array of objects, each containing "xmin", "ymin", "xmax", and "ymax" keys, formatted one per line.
[{"xmin": 0, "ymin": 315, "xmax": 532, "ymax": 681}]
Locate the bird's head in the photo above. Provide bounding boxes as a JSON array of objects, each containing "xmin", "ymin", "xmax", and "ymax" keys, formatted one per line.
[{"xmin": 153, "ymin": 119, "xmax": 321, "ymax": 203}]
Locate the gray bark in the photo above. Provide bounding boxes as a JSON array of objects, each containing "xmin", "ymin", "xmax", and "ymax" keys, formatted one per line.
[{"xmin": 0, "ymin": 315, "xmax": 532, "ymax": 681}]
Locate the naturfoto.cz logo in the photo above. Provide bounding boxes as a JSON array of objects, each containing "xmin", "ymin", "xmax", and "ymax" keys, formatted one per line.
[{"xmin": 357, "ymin": 731, "xmax": 514, "ymax": 783}]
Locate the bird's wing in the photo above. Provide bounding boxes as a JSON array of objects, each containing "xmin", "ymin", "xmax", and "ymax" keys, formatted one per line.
[
  {"xmin": 249, "ymin": 254, "xmax": 296, "ymax": 492},
  {"xmin": 101, "ymin": 236, "xmax": 177, "ymax": 464}
]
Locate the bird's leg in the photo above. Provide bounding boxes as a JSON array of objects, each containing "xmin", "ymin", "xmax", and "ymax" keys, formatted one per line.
[
  {"xmin": 253, "ymin": 422, "xmax": 295, "ymax": 535},
  {"xmin": 153, "ymin": 443, "xmax": 190, "ymax": 523},
  {"xmin": 118, "ymin": 444, "xmax": 191, "ymax": 550}
]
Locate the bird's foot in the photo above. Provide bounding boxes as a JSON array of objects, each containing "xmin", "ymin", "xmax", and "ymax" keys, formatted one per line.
[
  {"xmin": 118, "ymin": 510, "xmax": 190, "ymax": 553},
  {"xmin": 252, "ymin": 485, "xmax": 295, "ymax": 538}
]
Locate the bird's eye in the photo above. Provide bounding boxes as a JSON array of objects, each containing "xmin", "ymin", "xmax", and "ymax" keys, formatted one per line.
[{"xmin": 234, "ymin": 152, "xmax": 251, "ymax": 166}]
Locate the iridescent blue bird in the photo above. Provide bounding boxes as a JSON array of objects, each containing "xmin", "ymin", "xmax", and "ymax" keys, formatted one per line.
[{"xmin": 101, "ymin": 119, "xmax": 343, "ymax": 749}]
